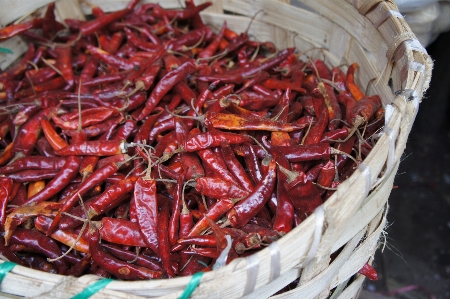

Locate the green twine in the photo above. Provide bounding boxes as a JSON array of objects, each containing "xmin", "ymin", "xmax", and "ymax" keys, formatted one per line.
[
  {"xmin": 71, "ymin": 278, "xmax": 113, "ymax": 299},
  {"xmin": 0, "ymin": 47, "xmax": 13, "ymax": 54},
  {"xmin": 0, "ymin": 262, "xmax": 16, "ymax": 283},
  {"xmin": 178, "ymin": 272, "xmax": 204, "ymax": 299}
]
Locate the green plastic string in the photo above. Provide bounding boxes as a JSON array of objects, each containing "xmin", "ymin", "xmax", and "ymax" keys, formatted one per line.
[
  {"xmin": 0, "ymin": 47, "xmax": 13, "ymax": 54},
  {"xmin": 178, "ymin": 272, "xmax": 204, "ymax": 299},
  {"xmin": 0, "ymin": 262, "xmax": 16, "ymax": 283},
  {"xmin": 71, "ymin": 278, "xmax": 113, "ymax": 299}
]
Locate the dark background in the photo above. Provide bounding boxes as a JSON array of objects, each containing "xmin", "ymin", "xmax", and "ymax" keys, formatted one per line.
[{"xmin": 361, "ymin": 30, "xmax": 450, "ymax": 299}]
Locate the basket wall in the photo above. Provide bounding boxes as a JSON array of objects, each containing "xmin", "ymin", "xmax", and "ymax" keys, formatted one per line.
[{"xmin": 0, "ymin": 0, "xmax": 432, "ymax": 298}]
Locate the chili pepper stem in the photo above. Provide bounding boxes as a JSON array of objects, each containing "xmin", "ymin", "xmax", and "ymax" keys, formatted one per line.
[
  {"xmin": 126, "ymin": 247, "xmax": 140, "ymax": 264},
  {"xmin": 330, "ymin": 148, "xmax": 359, "ymax": 165},
  {"xmin": 301, "ymin": 120, "xmax": 314, "ymax": 145},
  {"xmin": 332, "ymin": 116, "xmax": 365, "ymax": 143},
  {"xmin": 47, "ymin": 195, "xmax": 91, "ymax": 262},
  {"xmin": 313, "ymin": 182, "xmax": 337, "ymax": 191}
]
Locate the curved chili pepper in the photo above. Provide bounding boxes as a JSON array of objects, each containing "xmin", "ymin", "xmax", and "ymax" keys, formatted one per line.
[
  {"xmin": 101, "ymin": 243, "xmax": 163, "ymax": 272},
  {"xmin": 90, "ymin": 229, "xmax": 163, "ymax": 280},
  {"xmin": 138, "ymin": 60, "xmax": 198, "ymax": 120},
  {"xmin": 22, "ymin": 155, "xmax": 82, "ymax": 206},
  {"xmin": 34, "ymin": 215, "xmax": 89, "ymax": 253},
  {"xmin": 346, "ymin": 63, "xmax": 365, "ymax": 101},
  {"xmin": 48, "ymin": 160, "xmax": 122, "ymax": 235},
  {"xmin": 198, "ymin": 21, "xmax": 227, "ymax": 59},
  {"xmin": 79, "ymin": 0, "xmax": 139, "ymax": 36},
  {"xmin": 9, "ymin": 228, "xmax": 66, "ymax": 274},
  {"xmin": 220, "ymin": 141, "xmax": 254, "ymax": 192},
  {"xmin": 227, "ymin": 158, "xmax": 276, "ymax": 228}
]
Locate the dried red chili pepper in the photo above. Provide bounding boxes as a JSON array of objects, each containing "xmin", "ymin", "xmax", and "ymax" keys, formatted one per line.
[
  {"xmin": 89, "ymin": 229, "xmax": 163, "ymax": 280},
  {"xmin": 227, "ymin": 158, "xmax": 276, "ymax": 228}
]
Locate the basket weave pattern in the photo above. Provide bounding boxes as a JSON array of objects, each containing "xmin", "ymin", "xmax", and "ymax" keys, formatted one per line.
[{"xmin": 0, "ymin": 0, "xmax": 432, "ymax": 298}]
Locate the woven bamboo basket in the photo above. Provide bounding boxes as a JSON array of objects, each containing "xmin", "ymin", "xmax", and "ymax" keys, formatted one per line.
[{"xmin": 0, "ymin": 0, "xmax": 432, "ymax": 298}]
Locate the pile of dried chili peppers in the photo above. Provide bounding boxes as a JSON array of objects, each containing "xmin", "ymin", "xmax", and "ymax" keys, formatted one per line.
[{"xmin": 0, "ymin": 0, "xmax": 383, "ymax": 280}]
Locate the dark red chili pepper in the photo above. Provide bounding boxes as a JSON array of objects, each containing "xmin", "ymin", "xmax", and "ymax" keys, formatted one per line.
[
  {"xmin": 195, "ymin": 177, "xmax": 250, "ymax": 199},
  {"xmin": 157, "ymin": 199, "xmax": 175, "ymax": 278},
  {"xmin": 87, "ymin": 45, "xmax": 137, "ymax": 70},
  {"xmin": 309, "ymin": 59, "xmax": 332, "ymax": 81},
  {"xmin": 0, "ymin": 156, "xmax": 66, "ymax": 175},
  {"xmin": 101, "ymin": 243, "xmax": 162, "ymax": 272},
  {"xmin": 23, "ymin": 67, "xmax": 58, "ymax": 88},
  {"xmin": 48, "ymin": 160, "xmax": 123, "ymax": 234},
  {"xmin": 5, "ymin": 169, "xmax": 60, "ymax": 182},
  {"xmin": 303, "ymin": 109, "xmax": 329, "ymax": 145},
  {"xmin": 184, "ymin": 130, "xmax": 252, "ymax": 152},
  {"xmin": 98, "ymin": 217, "xmax": 147, "ymax": 247},
  {"xmin": 133, "ymin": 178, "xmax": 159, "ymax": 253},
  {"xmin": 198, "ymin": 21, "xmax": 227, "ymax": 59},
  {"xmin": 317, "ymin": 160, "xmax": 335, "ymax": 188},
  {"xmin": 348, "ymin": 95, "xmax": 382, "ymax": 126},
  {"xmin": 196, "ymin": 148, "xmax": 242, "ymax": 187},
  {"xmin": 276, "ymin": 143, "xmax": 332, "ymax": 162},
  {"xmin": 177, "ymin": 235, "xmax": 217, "ymax": 247},
  {"xmin": 87, "ymin": 176, "xmax": 137, "ymax": 219},
  {"xmin": 138, "ymin": 60, "xmax": 198, "ymax": 120},
  {"xmin": 55, "ymin": 140, "xmax": 127, "ymax": 156},
  {"xmin": 22, "ymin": 155, "xmax": 82, "ymax": 206},
  {"xmin": 79, "ymin": 0, "xmax": 139, "ymax": 36},
  {"xmin": 173, "ymin": 198, "xmax": 237, "ymax": 252},
  {"xmin": 242, "ymin": 143, "xmax": 264, "ymax": 184},
  {"xmin": 9, "ymin": 228, "xmax": 66, "ymax": 274},
  {"xmin": 83, "ymin": 71, "xmax": 130, "ymax": 87},
  {"xmin": 227, "ymin": 158, "xmax": 276, "ymax": 228},
  {"xmin": 320, "ymin": 127, "xmax": 349, "ymax": 143},
  {"xmin": 316, "ymin": 82, "xmax": 342, "ymax": 130},
  {"xmin": 124, "ymin": 27, "xmax": 159, "ymax": 52},
  {"xmin": 14, "ymin": 77, "xmax": 68, "ymax": 99},
  {"xmin": 55, "ymin": 46, "xmax": 75, "ymax": 88},
  {"xmin": 220, "ymin": 141, "xmax": 254, "ymax": 192},
  {"xmin": 89, "ymin": 229, "xmax": 163, "ymax": 280},
  {"xmin": 262, "ymin": 78, "xmax": 306, "ymax": 93}
]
